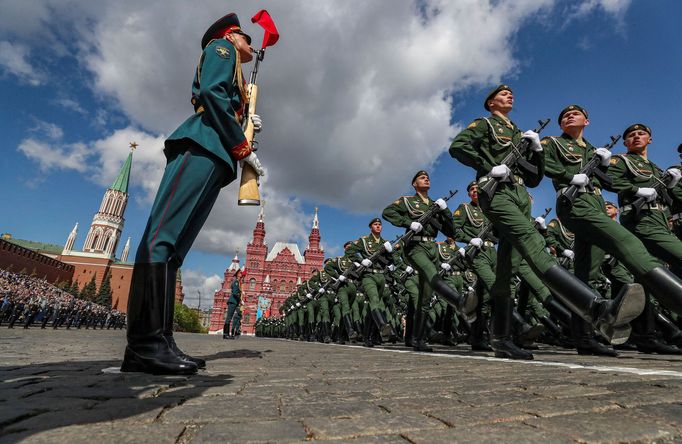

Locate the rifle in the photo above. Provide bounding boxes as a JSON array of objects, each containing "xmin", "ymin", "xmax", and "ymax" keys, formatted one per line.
[
  {"xmin": 238, "ymin": 10, "xmax": 280, "ymax": 206},
  {"xmin": 534, "ymin": 207, "xmax": 552, "ymax": 231},
  {"xmin": 558, "ymin": 135, "xmax": 620, "ymax": 208},
  {"xmin": 630, "ymin": 166, "xmax": 675, "ymax": 220},
  {"xmin": 479, "ymin": 119, "xmax": 550, "ymax": 200},
  {"xmin": 557, "ymin": 239, "xmax": 575, "ymax": 269}
]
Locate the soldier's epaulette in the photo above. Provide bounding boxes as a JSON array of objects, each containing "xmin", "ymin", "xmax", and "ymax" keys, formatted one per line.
[
  {"xmin": 548, "ymin": 220, "xmax": 557, "ymax": 228},
  {"xmin": 540, "ymin": 138, "xmax": 549, "ymax": 146},
  {"xmin": 453, "ymin": 208, "xmax": 462, "ymax": 217},
  {"xmin": 466, "ymin": 119, "xmax": 482, "ymax": 129},
  {"xmin": 609, "ymin": 154, "xmax": 624, "ymax": 166}
]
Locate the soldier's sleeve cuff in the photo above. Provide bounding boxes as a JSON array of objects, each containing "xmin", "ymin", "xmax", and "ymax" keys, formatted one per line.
[{"xmin": 230, "ymin": 140, "xmax": 252, "ymax": 160}]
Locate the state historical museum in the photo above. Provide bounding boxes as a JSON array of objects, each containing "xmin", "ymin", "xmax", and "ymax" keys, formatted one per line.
[{"xmin": 209, "ymin": 207, "xmax": 324, "ymax": 334}]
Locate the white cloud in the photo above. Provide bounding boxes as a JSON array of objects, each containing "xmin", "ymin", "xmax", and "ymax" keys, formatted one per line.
[
  {"xmin": 179, "ymin": 268, "xmax": 223, "ymax": 308},
  {"xmin": 0, "ymin": 40, "xmax": 45, "ymax": 85},
  {"xmin": 17, "ymin": 138, "xmax": 90, "ymax": 172}
]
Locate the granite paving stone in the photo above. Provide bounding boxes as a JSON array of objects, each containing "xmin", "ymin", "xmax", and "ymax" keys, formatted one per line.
[{"xmin": 1, "ymin": 329, "xmax": 682, "ymax": 442}]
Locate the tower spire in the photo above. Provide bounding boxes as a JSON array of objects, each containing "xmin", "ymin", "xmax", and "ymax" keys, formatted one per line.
[
  {"xmin": 312, "ymin": 207, "xmax": 319, "ymax": 229},
  {"xmin": 63, "ymin": 222, "xmax": 78, "ymax": 253},
  {"xmin": 120, "ymin": 237, "xmax": 131, "ymax": 262}
]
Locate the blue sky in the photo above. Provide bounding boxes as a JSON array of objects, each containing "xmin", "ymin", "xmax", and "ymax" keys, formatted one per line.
[{"xmin": 1, "ymin": 0, "xmax": 680, "ymax": 306}]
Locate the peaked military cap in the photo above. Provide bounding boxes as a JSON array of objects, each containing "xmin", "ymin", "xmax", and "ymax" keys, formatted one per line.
[
  {"xmin": 369, "ymin": 217, "xmax": 382, "ymax": 227},
  {"xmin": 201, "ymin": 13, "xmax": 252, "ymax": 49},
  {"xmin": 604, "ymin": 201, "xmax": 617, "ymax": 208},
  {"xmin": 677, "ymin": 143, "xmax": 682, "ymax": 154},
  {"xmin": 558, "ymin": 105, "xmax": 588, "ymax": 125},
  {"xmin": 467, "ymin": 180, "xmax": 478, "ymax": 192},
  {"xmin": 412, "ymin": 170, "xmax": 429, "ymax": 184},
  {"xmin": 343, "ymin": 241, "xmax": 353, "ymax": 249},
  {"xmin": 484, "ymin": 84, "xmax": 512, "ymax": 111},
  {"xmin": 623, "ymin": 123, "xmax": 651, "ymax": 139}
]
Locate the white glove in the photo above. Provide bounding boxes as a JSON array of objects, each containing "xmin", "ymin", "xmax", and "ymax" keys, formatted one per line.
[
  {"xmin": 490, "ymin": 164, "xmax": 511, "ymax": 178},
  {"xmin": 353, "ymin": 262, "xmax": 361, "ymax": 268},
  {"xmin": 562, "ymin": 249, "xmax": 575, "ymax": 260},
  {"xmin": 338, "ymin": 275, "xmax": 346, "ymax": 282},
  {"xmin": 334, "ymin": 298, "xmax": 338, "ymax": 303},
  {"xmin": 666, "ymin": 168, "xmax": 682, "ymax": 188},
  {"xmin": 296, "ymin": 302, "xmax": 301, "ymax": 307},
  {"xmin": 387, "ymin": 264, "xmax": 396, "ymax": 272},
  {"xmin": 404, "ymin": 266, "xmax": 414, "ymax": 274},
  {"xmin": 242, "ymin": 152, "xmax": 265, "ymax": 176},
  {"xmin": 594, "ymin": 147, "xmax": 611, "ymax": 167},
  {"xmin": 251, "ymin": 114, "xmax": 263, "ymax": 133},
  {"xmin": 636, "ymin": 187, "xmax": 657, "ymax": 202},
  {"xmin": 458, "ymin": 247, "xmax": 466, "ymax": 257},
  {"xmin": 604, "ymin": 277, "xmax": 612, "ymax": 285},
  {"xmin": 306, "ymin": 293, "xmax": 313, "ymax": 299},
  {"xmin": 523, "ymin": 130, "xmax": 542, "ymax": 152},
  {"xmin": 440, "ymin": 262, "xmax": 451, "ymax": 271},
  {"xmin": 570, "ymin": 173, "xmax": 589, "ymax": 187},
  {"xmin": 361, "ymin": 259, "xmax": 372, "ymax": 267},
  {"xmin": 318, "ymin": 288, "xmax": 325, "ymax": 294},
  {"xmin": 469, "ymin": 237, "xmax": 483, "ymax": 248},
  {"xmin": 435, "ymin": 198, "xmax": 447, "ymax": 210},
  {"xmin": 410, "ymin": 222, "xmax": 423, "ymax": 233},
  {"xmin": 534, "ymin": 216, "xmax": 547, "ymax": 230},
  {"xmin": 383, "ymin": 241, "xmax": 393, "ymax": 253}
]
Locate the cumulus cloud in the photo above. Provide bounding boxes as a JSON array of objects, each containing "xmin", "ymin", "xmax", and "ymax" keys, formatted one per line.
[
  {"xmin": 17, "ymin": 121, "xmax": 91, "ymax": 172},
  {"xmin": 180, "ymin": 268, "xmax": 223, "ymax": 308},
  {"xmin": 0, "ymin": 40, "xmax": 45, "ymax": 85}
]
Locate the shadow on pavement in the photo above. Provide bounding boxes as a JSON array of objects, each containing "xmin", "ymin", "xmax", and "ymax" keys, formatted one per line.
[{"xmin": 0, "ymin": 355, "xmax": 246, "ymax": 443}]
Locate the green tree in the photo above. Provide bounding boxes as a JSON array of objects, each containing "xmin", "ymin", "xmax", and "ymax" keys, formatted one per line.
[
  {"xmin": 80, "ymin": 274, "xmax": 97, "ymax": 301},
  {"xmin": 96, "ymin": 272, "xmax": 113, "ymax": 306},
  {"xmin": 69, "ymin": 281, "xmax": 81, "ymax": 297},
  {"xmin": 174, "ymin": 303, "xmax": 207, "ymax": 333}
]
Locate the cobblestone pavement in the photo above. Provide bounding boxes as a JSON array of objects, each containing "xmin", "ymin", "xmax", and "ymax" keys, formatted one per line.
[{"xmin": 1, "ymin": 330, "xmax": 682, "ymax": 443}]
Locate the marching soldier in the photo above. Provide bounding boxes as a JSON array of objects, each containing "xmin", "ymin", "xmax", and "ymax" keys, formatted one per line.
[
  {"xmin": 324, "ymin": 242, "xmax": 360, "ymax": 340},
  {"xmin": 608, "ymin": 124, "xmax": 682, "ymax": 353},
  {"xmin": 450, "ymin": 88, "xmax": 644, "ymax": 360},
  {"xmin": 452, "ymin": 181, "xmax": 495, "ymax": 350},
  {"xmin": 383, "ymin": 171, "xmax": 477, "ymax": 352},
  {"xmin": 346, "ymin": 219, "xmax": 396, "ymax": 347},
  {"xmin": 122, "ymin": 13, "xmax": 265, "ymax": 375}
]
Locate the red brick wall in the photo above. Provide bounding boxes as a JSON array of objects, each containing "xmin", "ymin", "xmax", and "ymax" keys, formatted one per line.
[{"xmin": 0, "ymin": 239, "xmax": 74, "ymax": 284}]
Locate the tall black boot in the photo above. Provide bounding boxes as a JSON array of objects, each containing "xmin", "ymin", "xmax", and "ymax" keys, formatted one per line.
[
  {"xmin": 362, "ymin": 313, "xmax": 374, "ymax": 348},
  {"xmin": 541, "ymin": 265, "xmax": 644, "ymax": 344},
  {"xmin": 161, "ymin": 264, "xmax": 206, "ymax": 369},
  {"xmin": 121, "ymin": 263, "xmax": 197, "ymax": 375},
  {"xmin": 571, "ymin": 313, "xmax": 617, "ymax": 356},
  {"xmin": 543, "ymin": 296, "xmax": 573, "ymax": 329},
  {"xmin": 412, "ymin": 310, "xmax": 433, "ymax": 352},
  {"xmin": 656, "ymin": 312, "xmax": 682, "ymax": 347},
  {"xmin": 404, "ymin": 301, "xmax": 415, "ymax": 347},
  {"xmin": 370, "ymin": 309, "xmax": 393, "ymax": 339},
  {"xmin": 343, "ymin": 314, "xmax": 357, "ymax": 340},
  {"xmin": 630, "ymin": 297, "xmax": 682, "ymax": 355},
  {"xmin": 323, "ymin": 322, "xmax": 332, "ymax": 344},
  {"xmin": 490, "ymin": 296, "xmax": 533, "ymax": 360},
  {"xmin": 638, "ymin": 267, "xmax": 682, "ymax": 315},
  {"xmin": 513, "ymin": 309, "xmax": 544, "ymax": 349},
  {"xmin": 431, "ymin": 277, "xmax": 478, "ymax": 323},
  {"xmin": 470, "ymin": 313, "xmax": 492, "ymax": 351}
]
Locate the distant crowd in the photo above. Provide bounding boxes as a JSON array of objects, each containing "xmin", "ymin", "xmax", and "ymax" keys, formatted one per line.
[{"xmin": 0, "ymin": 269, "xmax": 126, "ymax": 330}]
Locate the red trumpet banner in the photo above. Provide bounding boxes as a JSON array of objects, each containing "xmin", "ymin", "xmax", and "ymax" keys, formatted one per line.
[{"xmin": 251, "ymin": 9, "xmax": 279, "ymax": 49}]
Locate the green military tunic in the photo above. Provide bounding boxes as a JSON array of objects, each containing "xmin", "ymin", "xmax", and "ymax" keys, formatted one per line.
[{"xmin": 346, "ymin": 235, "xmax": 392, "ymax": 312}]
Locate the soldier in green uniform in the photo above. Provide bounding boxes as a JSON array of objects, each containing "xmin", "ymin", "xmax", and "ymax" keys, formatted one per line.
[
  {"xmin": 383, "ymin": 171, "xmax": 477, "ymax": 352},
  {"xmin": 600, "ymin": 202, "xmax": 635, "ymax": 299},
  {"xmin": 450, "ymin": 88, "xmax": 643, "ymax": 360},
  {"xmin": 122, "ymin": 13, "xmax": 264, "ymax": 375},
  {"xmin": 452, "ymin": 181, "xmax": 495, "ymax": 350},
  {"xmin": 346, "ymin": 219, "xmax": 396, "ymax": 347},
  {"xmin": 308, "ymin": 269, "xmax": 333, "ymax": 343},
  {"xmin": 608, "ymin": 124, "xmax": 682, "ymax": 353},
  {"xmin": 324, "ymin": 242, "xmax": 360, "ymax": 340}
]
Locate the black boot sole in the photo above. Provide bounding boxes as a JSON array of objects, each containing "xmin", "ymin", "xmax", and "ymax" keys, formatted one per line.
[
  {"xmin": 597, "ymin": 284, "xmax": 645, "ymax": 345},
  {"xmin": 120, "ymin": 347, "xmax": 198, "ymax": 375}
]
